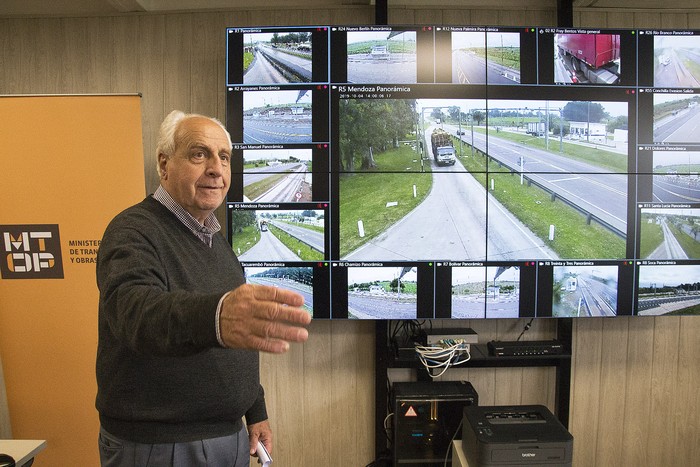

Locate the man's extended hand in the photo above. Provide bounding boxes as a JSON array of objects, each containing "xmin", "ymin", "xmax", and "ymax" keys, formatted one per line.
[{"xmin": 219, "ymin": 283, "xmax": 312, "ymax": 353}]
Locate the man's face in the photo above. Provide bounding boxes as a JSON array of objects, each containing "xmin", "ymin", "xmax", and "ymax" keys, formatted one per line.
[{"xmin": 159, "ymin": 117, "xmax": 231, "ymax": 223}]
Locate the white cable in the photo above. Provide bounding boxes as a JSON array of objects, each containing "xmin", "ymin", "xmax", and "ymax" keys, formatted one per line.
[
  {"xmin": 415, "ymin": 340, "xmax": 471, "ymax": 378},
  {"xmin": 383, "ymin": 412, "xmax": 393, "ymax": 431}
]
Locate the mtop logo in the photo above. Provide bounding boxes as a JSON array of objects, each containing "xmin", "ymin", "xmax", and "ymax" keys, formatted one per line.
[{"xmin": 1, "ymin": 224, "xmax": 64, "ymax": 279}]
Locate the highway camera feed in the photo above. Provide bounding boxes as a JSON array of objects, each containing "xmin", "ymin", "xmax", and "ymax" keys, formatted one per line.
[
  {"xmin": 243, "ymin": 89, "xmax": 312, "ymax": 144},
  {"xmin": 230, "ymin": 208, "xmax": 325, "ymax": 262},
  {"xmin": 452, "ymin": 31, "xmax": 521, "ymax": 85},
  {"xmin": 451, "ymin": 265, "xmax": 521, "ymax": 319},
  {"xmin": 650, "ymin": 151, "xmax": 700, "ymax": 202},
  {"xmin": 244, "ymin": 266, "xmax": 314, "ymax": 316},
  {"xmin": 654, "ymin": 35, "xmax": 700, "ymax": 88},
  {"xmin": 346, "ymin": 31, "xmax": 417, "ymax": 84},
  {"xmin": 639, "ymin": 208, "xmax": 700, "ymax": 260},
  {"xmin": 553, "ymin": 33, "xmax": 621, "ymax": 85},
  {"xmin": 243, "ymin": 148, "xmax": 313, "ymax": 202},
  {"xmin": 243, "ymin": 32, "xmax": 313, "ymax": 84},
  {"xmin": 338, "ymin": 97, "xmax": 628, "ymax": 262},
  {"xmin": 552, "ymin": 265, "xmax": 618, "ymax": 317},
  {"xmin": 652, "ymin": 93, "xmax": 700, "ymax": 144},
  {"xmin": 347, "ymin": 266, "xmax": 417, "ymax": 319},
  {"xmin": 637, "ymin": 264, "xmax": 700, "ymax": 315}
]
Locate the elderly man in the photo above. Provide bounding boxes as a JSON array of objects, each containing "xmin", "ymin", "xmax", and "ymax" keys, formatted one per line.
[{"xmin": 96, "ymin": 110, "xmax": 311, "ymax": 466}]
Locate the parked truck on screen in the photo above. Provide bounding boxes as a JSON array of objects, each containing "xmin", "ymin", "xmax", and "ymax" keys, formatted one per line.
[
  {"xmin": 556, "ymin": 33, "xmax": 620, "ymax": 84},
  {"xmin": 526, "ymin": 122, "xmax": 546, "ymax": 137},
  {"xmin": 430, "ymin": 128, "xmax": 456, "ymax": 166}
]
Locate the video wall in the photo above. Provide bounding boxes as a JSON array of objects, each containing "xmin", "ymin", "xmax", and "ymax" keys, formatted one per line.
[{"xmin": 224, "ymin": 25, "xmax": 700, "ymax": 320}]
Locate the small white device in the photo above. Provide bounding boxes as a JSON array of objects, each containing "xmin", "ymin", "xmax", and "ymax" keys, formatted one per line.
[{"xmin": 256, "ymin": 440, "xmax": 272, "ymax": 466}]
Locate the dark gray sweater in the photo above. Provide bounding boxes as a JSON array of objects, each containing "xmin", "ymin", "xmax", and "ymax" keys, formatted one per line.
[{"xmin": 96, "ymin": 196, "xmax": 266, "ymax": 443}]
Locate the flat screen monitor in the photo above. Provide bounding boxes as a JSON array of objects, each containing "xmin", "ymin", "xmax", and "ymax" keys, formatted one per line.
[{"xmin": 225, "ymin": 25, "xmax": 700, "ymax": 319}]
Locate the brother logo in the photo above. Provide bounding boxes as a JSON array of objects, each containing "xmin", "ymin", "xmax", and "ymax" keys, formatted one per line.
[
  {"xmin": 0, "ymin": 224, "xmax": 64, "ymax": 279},
  {"xmin": 522, "ymin": 452, "xmax": 537, "ymax": 458}
]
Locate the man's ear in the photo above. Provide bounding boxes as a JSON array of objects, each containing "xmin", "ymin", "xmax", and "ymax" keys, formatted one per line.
[{"xmin": 158, "ymin": 153, "xmax": 168, "ymax": 179}]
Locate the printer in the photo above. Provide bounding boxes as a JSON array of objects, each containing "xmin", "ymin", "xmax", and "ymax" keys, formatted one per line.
[{"xmin": 462, "ymin": 405, "xmax": 573, "ymax": 467}]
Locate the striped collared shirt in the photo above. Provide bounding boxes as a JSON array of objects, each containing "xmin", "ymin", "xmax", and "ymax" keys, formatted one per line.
[{"xmin": 153, "ymin": 185, "xmax": 221, "ymax": 247}]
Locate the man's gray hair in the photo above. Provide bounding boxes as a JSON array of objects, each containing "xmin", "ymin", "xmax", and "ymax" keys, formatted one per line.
[{"xmin": 155, "ymin": 110, "xmax": 232, "ymax": 176}]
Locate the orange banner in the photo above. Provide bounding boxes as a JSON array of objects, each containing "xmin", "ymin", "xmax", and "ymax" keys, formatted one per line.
[{"xmin": 0, "ymin": 95, "xmax": 144, "ymax": 466}]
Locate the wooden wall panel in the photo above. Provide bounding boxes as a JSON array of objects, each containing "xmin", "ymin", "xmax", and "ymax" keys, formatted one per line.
[
  {"xmin": 570, "ymin": 319, "xmax": 603, "ymax": 466},
  {"xmin": 470, "ymin": 10, "xmax": 502, "ymax": 26},
  {"xmin": 190, "ymin": 12, "xmax": 225, "ymax": 119},
  {"xmin": 356, "ymin": 321, "xmax": 377, "ymax": 465},
  {"xmin": 648, "ymin": 317, "xmax": 681, "ymax": 467},
  {"xmin": 40, "ymin": 19, "xmax": 61, "ymax": 93},
  {"xmin": 20, "ymin": 19, "xmax": 48, "ymax": 93},
  {"xmin": 519, "ymin": 319, "xmax": 556, "ymax": 408},
  {"xmin": 0, "ymin": 19, "xmax": 6, "ymax": 88},
  {"xmin": 57, "ymin": 18, "xmax": 87, "ymax": 92},
  {"xmin": 89, "ymin": 17, "xmax": 115, "ymax": 93},
  {"xmin": 332, "ymin": 9, "xmax": 373, "ymax": 26},
  {"xmin": 386, "ymin": 8, "xmax": 417, "ymax": 25},
  {"xmin": 260, "ymin": 326, "xmax": 307, "ymax": 465},
  {"xmin": 576, "ymin": 10, "xmax": 607, "ymax": 28},
  {"xmin": 111, "ymin": 16, "xmax": 140, "ymax": 94},
  {"xmin": 328, "ymin": 320, "xmax": 374, "ymax": 465},
  {"xmin": 620, "ymin": 317, "xmax": 655, "ymax": 466},
  {"xmin": 1, "ymin": 6, "xmax": 699, "ymax": 466},
  {"xmin": 595, "ymin": 318, "xmax": 628, "ymax": 467},
  {"xmin": 138, "ymin": 14, "xmax": 166, "ymax": 193},
  {"xmin": 675, "ymin": 317, "xmax": 700, "ymax": 465},
  {"xmin": 163, "ymin": 14, "xmax": 193, "ymax": 117},
  {"xmin": 1, "ymin": 21, "xmax": 20, "ymax": 93},
  {"xmin": 603, "ymin": 11, "xmax": 636, "ymax": 28},
  {"xmin": 410, "ymin": 8, "xmax": 444, "ymax": 25},
  {"xmin": 660, "ymin": 13, "xmax": 689, "ymax": 29},
  {"xmin": 634, "ymin": 11, "xmax": 662, "ymax": 29},
  {"xmin": 301, "ymin": 320, "xmax": 333, "ymax": 465}
]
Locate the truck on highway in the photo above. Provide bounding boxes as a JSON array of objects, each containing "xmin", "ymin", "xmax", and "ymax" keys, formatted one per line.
[
  {"xmin": 556, "ymin": 33, "xmax": 620, "ymax": 84},
  {"xmin": 526, "ymin": 122, "xmax": 546, "ymax": 136},
  {"xmin": 430, "ymin": 128, "xmax": 456, "ymax": 166}
]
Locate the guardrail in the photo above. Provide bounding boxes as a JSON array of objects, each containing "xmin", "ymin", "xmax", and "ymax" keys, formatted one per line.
[
  {"xmin": 269, "ymin": 221, "xmax": 324, "ymax": 253},
  {"xmin": 637, "ymin": 293, "xmax": 700, "ymax": 311},
  {"xmin": 466, "ymin": 142, "xmax": 627, "ymax": 239},
  {"xmin": 257, "ymin": 47, "xmax": 312, "ymax": 82}
]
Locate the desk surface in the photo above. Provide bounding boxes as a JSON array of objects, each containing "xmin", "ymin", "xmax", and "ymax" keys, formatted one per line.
[{"xmin": 0, "ymin": 440, "xmax": 46, "ymax": 466}]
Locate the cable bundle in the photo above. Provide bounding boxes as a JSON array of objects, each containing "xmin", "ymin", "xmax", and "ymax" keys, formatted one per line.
[{"xmin": 415, "ymin": 339, "xmax": 471, "ymax": 378}]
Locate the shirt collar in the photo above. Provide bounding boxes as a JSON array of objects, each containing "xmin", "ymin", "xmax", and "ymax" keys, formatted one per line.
[{"xmin": 153, "ymin": 186, "xmax": 222, "ymax": 242}]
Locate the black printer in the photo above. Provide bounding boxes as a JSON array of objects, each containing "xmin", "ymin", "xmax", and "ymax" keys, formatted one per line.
[{"xmin": 462, "ymin": 405, "xmax": 573, "ymax": 467}]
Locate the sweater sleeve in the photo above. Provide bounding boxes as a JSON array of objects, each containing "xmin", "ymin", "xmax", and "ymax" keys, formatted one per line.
[
  {"xmin": 97, "ymin": 217, "xmax": 222, "ymax": 356},
  {"xmin": 245, "ymin": 384, "xmax": 269, "ymax": 426}
]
